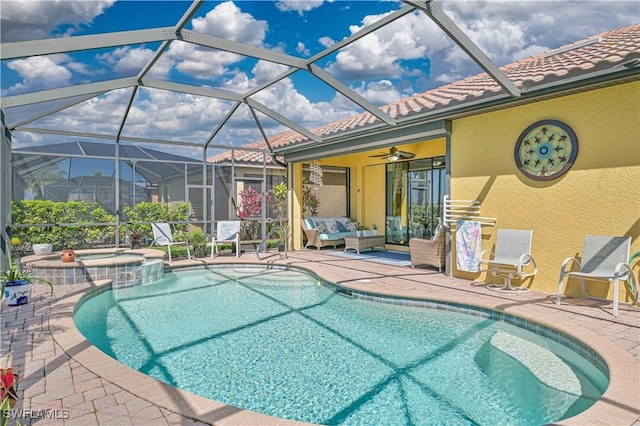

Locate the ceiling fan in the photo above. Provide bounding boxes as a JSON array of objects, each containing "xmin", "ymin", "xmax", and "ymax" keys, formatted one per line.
[{"xmin": 369, "ymin": 146, "xmax": 415, "ymax": 162}]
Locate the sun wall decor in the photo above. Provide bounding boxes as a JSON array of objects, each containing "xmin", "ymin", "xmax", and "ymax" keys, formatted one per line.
[{"xmin": 514, "ymin": 119, "xmax": 578, "ymax": 181}]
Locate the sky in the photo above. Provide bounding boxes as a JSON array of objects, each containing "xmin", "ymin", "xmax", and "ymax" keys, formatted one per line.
[{"xmin": 1, "ymin": 0, "xmax": 639, "ymax": 157}]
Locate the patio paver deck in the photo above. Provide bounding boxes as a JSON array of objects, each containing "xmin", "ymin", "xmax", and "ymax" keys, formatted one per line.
[{"xmin": 1, "ymin": 249, "xmax": 638, "ymax": 425}]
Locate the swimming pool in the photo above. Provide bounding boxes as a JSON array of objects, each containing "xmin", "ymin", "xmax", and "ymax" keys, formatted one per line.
[{"xmin": 74, "ymin": 266, "xmax": 608, "ymax": 425}]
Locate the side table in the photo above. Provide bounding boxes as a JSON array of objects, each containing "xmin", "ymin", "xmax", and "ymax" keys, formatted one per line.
[{"xmin": 344, "ymin": 235, "xmax": 387, "ymax": 254}]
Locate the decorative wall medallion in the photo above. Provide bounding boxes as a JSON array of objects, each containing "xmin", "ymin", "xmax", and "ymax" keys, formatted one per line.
[{"xmin": 514, "ymin": 120, "xmax": 578, "ymax": 181}]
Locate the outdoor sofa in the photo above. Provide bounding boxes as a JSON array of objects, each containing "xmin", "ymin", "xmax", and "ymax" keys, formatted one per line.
[{"xmin": 302, "ymin": 216, "xmax": 357, "ymax": 250}]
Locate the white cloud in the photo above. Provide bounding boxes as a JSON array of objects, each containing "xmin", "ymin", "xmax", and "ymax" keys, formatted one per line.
[
  {"xmin": 353, "ymin": 80, "xmax": 403, "ymax": 105},
  {"xmin": 324, "ymin": 10, "xmax": 450, "ymax": 82},
  {"xmin": 97, "ymin": 46, "xmax": 155, "ymax": 74},
  {"xmin": 275, "ymin": 0, "xmax": 325, "ymax": 15},
  {"xmin": 296, "ymin": 42, "xmax": 310, "ymax": 56},
  {"xmin": 252, "ymin": 61, "xmax": 290, "ymax": 84},
  {"xmin": 5, "ymin": 56, "xmax": 73, "ymax": 94},
  {"xmin": 191, "ymin": 1, "xmax": 268, "ymax": 47},
  {"xmin": 165, "ymin": 2, "xmax": 271, "ymax": 81},
  {"xmin": 319, "ymin": 36, "xmax": 335, "ymax": 48},
  {"xmin": 0, "ymin": 0, "xmax": 115, "ymax": 42}
]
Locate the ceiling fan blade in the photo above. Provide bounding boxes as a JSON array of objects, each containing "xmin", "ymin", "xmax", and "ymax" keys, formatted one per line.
[
  {"xmin": 368, "ymin": 153, "xmax": 389, "ymax": 158},
  {"xmin": 398, "ymin": 151, "xmax": 415, "ymax": 159}
]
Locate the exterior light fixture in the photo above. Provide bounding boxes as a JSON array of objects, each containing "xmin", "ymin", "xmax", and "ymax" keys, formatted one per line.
[{"xmin": 388, "ymin": 153, "xmax": 400, "ymax": 162}]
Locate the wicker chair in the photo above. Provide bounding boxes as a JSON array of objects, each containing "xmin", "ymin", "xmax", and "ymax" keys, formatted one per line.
[{"xmin": 409, "ymin": 230, "xmax": 446, "ymax": 272}]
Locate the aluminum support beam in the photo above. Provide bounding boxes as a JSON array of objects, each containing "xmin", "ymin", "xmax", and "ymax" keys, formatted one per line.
[
  {"xmin": 141, "ymin": 79, "xmax": 243, "ymax": 102},
  {"xmin": 244, "ymin": 6, "xmax": 415, "ymax": 105},
  {"xmin": 1, "ymin": 78, "xmax": 136, "ymax": 108},
  {"xmin": 116, "ymin": 87, "xmax": 138, "ymax": 141},
  {"xmin": 175, "ymin": 1, "xmax": 205, "ymax": 32},
  {"xmin": 244, "ymin": 98, "xmax": 322, "ymax": 143},
  {"xmin": 307, "ymin": 5, "xmax": 416, "ymax": 63},
  {"xmin": 404, "ymin": 0, "xmax": 521, "ymax": 97},
  {"xmin": 204, "ymin": 102, "xmax": 242, "ymax": 149},
  {"xmin": 1, "ymin": 28, "xmax": 175, "ymax": 60},
  {"xmin": 309, "ymin": 64, "xmax": 396, "ymax": 125},
  {"xmin": 180, "ymin": 30, "xmax": 307, "ymax": 69},
  {"xmin": 7, "ymin": 92, "xmax": 107, "ymax": 129},
  {"xmin": 15, "ymin": 126, "xmax": 202, "ymax": 147}
]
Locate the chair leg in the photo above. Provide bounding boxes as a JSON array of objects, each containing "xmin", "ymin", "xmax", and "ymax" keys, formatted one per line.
[
  {"xmin": 168, "ymin": 246, "xmax": 172, "ymax": 263},
  {"xmin": 556, "ymin": 273, "xmax": 566, "ymax": 305},
  {"xmin": 613, "ymin": 278, "xmax": 619, "ymax": 317}
]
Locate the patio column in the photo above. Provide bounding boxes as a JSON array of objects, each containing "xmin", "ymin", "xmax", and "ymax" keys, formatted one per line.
[{"xmin": 1, "ymin": 111, "xmax": 11, "ymax": 270}]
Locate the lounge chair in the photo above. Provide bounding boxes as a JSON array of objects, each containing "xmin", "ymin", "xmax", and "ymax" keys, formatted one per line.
[
  {"xmin": 556, "ymin": 235, "xmax": 638, "ymax": 316},
  {"xmin": 151, "ymin": 222, "xmax": 191, "ymax": 263},
  {"xmin": 478, "ymin": 228, "xmax": 538, "ymax": 292},
  {"xmin": 211, "ymin": 220, "xmax": 241, "ymax": 257},
  {"xmin": 149, "ymin": 222, "xmax": 191, "ymax": 263},
  {"xmin": 409, "ymin": 225, "xmax": 446, "ymax": 272}
]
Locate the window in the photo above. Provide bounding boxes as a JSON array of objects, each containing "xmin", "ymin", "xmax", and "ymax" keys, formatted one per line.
[
  {"xmin": 385, "ymin": 157, "xmax": 445, "ymax": 245},
  {"xmin": 302, "ymin": 165, "xmax": 349, "ymax": 217}
]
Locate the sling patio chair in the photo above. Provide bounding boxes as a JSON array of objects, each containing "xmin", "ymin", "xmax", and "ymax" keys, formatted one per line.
[
  {"xmin": 151, "ymin": 222, "xmax": 191, "ymax": 263},
  {"xmin": 478, "ymin": 228, "xmax": 538, "ymax": 292},
  {"xmin": 556, "ymin": 235, "xmax": 639, "ymax": 317},
  {"xmin": 211, "ymin": 220, "xmax": 241, "ymax": 258}
]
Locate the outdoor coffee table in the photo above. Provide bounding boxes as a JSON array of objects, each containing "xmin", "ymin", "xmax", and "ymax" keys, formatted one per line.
[{"xmin": 344, "ymin": 235, "xmax": 387, "ymax": 254}]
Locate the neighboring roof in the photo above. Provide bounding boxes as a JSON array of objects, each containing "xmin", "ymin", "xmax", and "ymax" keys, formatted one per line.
[
  {"xmin": 208, "ymin": 23, "xmax": 640, "ymax": 165},
  {"xmin": 12, "ymin": 141, "xmax": 200, "ymax": 182},
  {"xmin": 13, "ymin": 141, "xmax": 200, "ymax": 162}
]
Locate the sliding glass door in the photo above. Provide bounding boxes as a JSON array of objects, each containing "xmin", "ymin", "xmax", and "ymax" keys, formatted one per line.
[{"xmin": 386, "ymin": 157, "xmax": 445, "ymax": 245}]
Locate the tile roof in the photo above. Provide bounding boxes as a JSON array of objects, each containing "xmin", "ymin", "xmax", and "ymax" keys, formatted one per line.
[{"xmin": 208, "ymin": 24, "xmax": 640, "ymax": 165}]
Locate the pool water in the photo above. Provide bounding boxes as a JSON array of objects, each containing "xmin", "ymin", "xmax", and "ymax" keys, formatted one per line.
[{"xmin": 74, "ymin": 267, "xmax": 608, "ymax": 425}]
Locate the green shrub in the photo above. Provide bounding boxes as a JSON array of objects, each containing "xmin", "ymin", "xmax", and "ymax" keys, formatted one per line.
[
  {"xmin": 11, "ymin": 200, "xmax": 116, "ymax": 249},
  {"xmin": 188, "ymin": 228, "xmax": 208, "ymax": 257}
]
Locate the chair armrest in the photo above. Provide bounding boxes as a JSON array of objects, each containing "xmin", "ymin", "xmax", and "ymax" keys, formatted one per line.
[
  {"xmin": 616, "ymin": 263, "xmax": 639, "ymax": 305},
  {"xmin": 559, "ymin": 257, "xmax": 580, "ymax": 276},
  {"xmin": 303, "ymin": 227, "xmax": 319, "ymax": 238},
  {"xmin": 517, "ymin": 254, "xmax": 538, "ymax": 278}
]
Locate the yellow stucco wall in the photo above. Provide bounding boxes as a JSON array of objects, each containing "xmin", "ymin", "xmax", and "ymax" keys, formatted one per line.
[{"xmin": 451, "ymin": 81, "xmax": 640, "ymax": 299}]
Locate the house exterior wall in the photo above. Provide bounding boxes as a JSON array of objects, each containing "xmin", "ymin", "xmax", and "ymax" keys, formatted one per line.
[{"xmin": 450, "ymin": 81, "xmax": 640, "ymax": 299}]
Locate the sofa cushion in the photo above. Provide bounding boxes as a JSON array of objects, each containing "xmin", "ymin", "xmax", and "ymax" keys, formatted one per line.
[
  {"xmin": 319, "ymin": 231, "xmax": 353, "ymax": 241},
  {"xmin": 304, "ymin": 216, "xmax": 354, "ymax": 240}
]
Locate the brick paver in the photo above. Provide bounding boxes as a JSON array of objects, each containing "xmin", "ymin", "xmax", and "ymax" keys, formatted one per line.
[{"xmin": 1, "ymin": 250, "xmax": 638, "ymax": 425}]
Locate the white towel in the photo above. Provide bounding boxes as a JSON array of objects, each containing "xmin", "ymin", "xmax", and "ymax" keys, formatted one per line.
[{"xmin": 456, "ymin": 220, "xmax": 482, "ymax": 272}]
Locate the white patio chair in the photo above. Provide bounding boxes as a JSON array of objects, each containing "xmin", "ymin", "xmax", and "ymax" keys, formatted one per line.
[
  {"xmin": 150, "ymin": 222, "xmax": 190, "ymax": 263},
  {"xmin": 211, "ymin": 221, "xmax": 241, "ymax": 258},
  {"xmin": 556, "ymin": 235, "xmax": 638, "ymax": 317},
  {"xmin": 478, "ymin": 228, "xmax": 538, "ymax": 292}
]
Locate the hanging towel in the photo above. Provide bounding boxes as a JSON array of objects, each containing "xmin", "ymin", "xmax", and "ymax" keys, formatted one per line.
[{"xmin": 456, "ymin": 220, "xmax": 482, "ymax": 272}]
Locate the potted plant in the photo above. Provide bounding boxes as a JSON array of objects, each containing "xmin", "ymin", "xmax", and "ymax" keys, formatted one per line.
[
  {"xmin": 32, "ymin": 242, "xmax": 53, "ymax": 255},
  {"xmin": 371, "ymin": 224, "xmax": 378, "ymax": 236},
  {"xmin": 356, "ymin": 224, "xmax": 366, "ymax": 237},
  {"xmin": 188, "ymin": 228, "xmax": 207, "ymax": 258},
  {"xmin": 1, "ymin": 367, "xmax": 19, "ymax": 425},
  {"xmin": 61, "ymin": 243, "xmax": 75, "ymax": 263},
  {"xmin": 128, "ymin": 228, "xmax": 145, "ymax": 249},
  {"xmin": 2, "ymin": 238, "xmax": 53, "ymax": 306}
]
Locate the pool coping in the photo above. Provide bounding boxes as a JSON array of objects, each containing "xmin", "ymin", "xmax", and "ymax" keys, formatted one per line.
[{"xmin": 48, "ymin": 261, "xmax": 640, "ymax": 425}]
